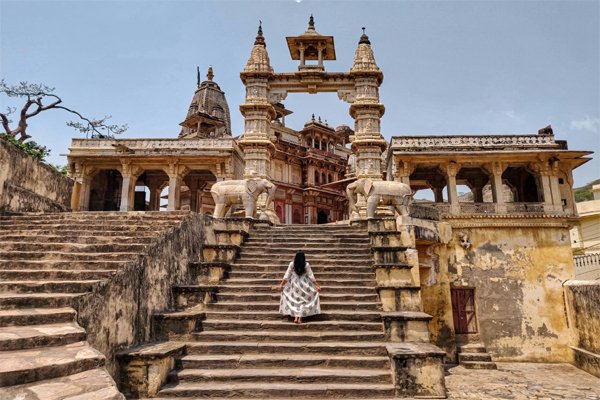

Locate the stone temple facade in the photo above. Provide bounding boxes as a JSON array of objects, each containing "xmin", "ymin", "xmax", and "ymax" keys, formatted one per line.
[{"xmin": 1, "ymin": 16, "xmax": 597, "ymax": 400}]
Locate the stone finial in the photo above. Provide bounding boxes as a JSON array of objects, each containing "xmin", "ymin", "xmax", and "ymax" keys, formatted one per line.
[
  {"xmin": 207, "ymin": 65, "xmax": 214, "ymax": 81},
  {"xmin": 308, "ymin": 14, "xmax": 315, "ymax": 30},
  {"xmin": 351, "ymin": 27, "xmax": 380, "ymax": 73},
  {"xmin": 312, "ymin": 113, "xmax": 315, "ymax": 121},
  {"xmin": 254, "ymin": 20, "xmax": 266, "ymax": 46},
  {"xmin": 359, "ymin": 27, "xmax": 371, "ymax": 45},
  {"xmin": 196, "ymin": 66, "xmax": 201, "ymax": 88},
  {"xmin": 244, "ymin": 21, "xmax": 273, "ymax": 73}
]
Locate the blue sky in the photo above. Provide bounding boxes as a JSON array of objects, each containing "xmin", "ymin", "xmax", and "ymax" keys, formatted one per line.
[{"xmin": 1, "ymin": 0, "xmax": 598, "ymax": 187}]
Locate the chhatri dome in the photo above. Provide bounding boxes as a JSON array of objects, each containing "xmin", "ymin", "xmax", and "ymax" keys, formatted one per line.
[{"xmin": 179, "ymin": 66, "xmax": 232, "ymax": 139}]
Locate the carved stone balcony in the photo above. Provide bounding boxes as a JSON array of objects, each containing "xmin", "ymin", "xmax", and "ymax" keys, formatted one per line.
[{"xmin": 413, "ymin": 202, "xmax": 571, "ymax": 218}]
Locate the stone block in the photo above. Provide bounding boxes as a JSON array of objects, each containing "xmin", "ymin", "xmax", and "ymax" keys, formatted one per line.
[
  {"xmin": 153, "ymin": 311, "xmax": 205, "ymax": 341},
  {"xmin": 374, "ymin": 264, "xmax": 417, "ymax": 287},
  {"xmin": 377, "ymin": 286, "xmax": 422, "ymax": 312},
  {"xmin": 173, "ymin": 285, "xmax": 218, "ymax": 309},
  {"xmin": 382, "ymin": 311, "xmax": 432, "ymax": 342},
  {"xmin": 191, "ymin": 262, "xmax": 230, "ymax": 284},
  {"xmin": 118, "ymin": 342, "xmax": 185, "ymax": 398},
  {"xmin": 202, "ymin": 244, "xmax": 240, "ymax": 263},
  {"xmin": 387, "ymin": 343, "xmax": 447, "ymax": 398}
]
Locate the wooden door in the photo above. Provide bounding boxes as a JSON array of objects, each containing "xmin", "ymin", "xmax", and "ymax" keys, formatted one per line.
[{"xmin": 451, "ymin": 287, "xmax": 478, "ymax": 334}]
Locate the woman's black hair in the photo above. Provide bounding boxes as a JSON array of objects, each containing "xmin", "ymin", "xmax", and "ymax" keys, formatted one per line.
[{"xmin": 294, "ymin": 251, "xmax": 306, "ymax": 276}]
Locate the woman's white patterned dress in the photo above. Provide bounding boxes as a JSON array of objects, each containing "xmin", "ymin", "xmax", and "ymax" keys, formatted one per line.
[{"xmin": 279, "ymin": 262, "xmax": 321, "ymax": 318}]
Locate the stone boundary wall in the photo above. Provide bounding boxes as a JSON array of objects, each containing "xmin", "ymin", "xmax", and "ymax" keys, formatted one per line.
[
  {"xmin": 0, "ymin": 139, "xmax": 72, "ymax": 212},
  {"xmin": 75, "ymin": 213, "xmax": 204, "ymax": 379},
  {"xmin": 564, "ymin": 280, "xmax": 600, "ymax": 378}
]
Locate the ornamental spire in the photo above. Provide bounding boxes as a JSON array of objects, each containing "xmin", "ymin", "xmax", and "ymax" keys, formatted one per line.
[
  {"xmin": 351, "ymin": 26, "xmax": 380, "ymax": 73},
  {"xmin": 308, "ymin": 14, "xmax": 315, "ymax": 31},
  {"xmin": 207, "ymin": 65, "xmax": 214, "ymax": 81},
  {"xmin": 254, "ymin": 20, "xmax": 266, "ymax": 46}
]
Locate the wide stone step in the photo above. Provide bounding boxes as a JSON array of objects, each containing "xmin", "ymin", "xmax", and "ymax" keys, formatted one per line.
[
  {"xmin": 159, "ymin": 381, "xmax": 393, "ymax": 398},
  {"xmin": 0, "ymin": 322, "xmax": 86, "ymax": 351},
  {"xmin": 460, "ymin": 361, "xmax": 498, "ymax": 370},
  {"xmin": 0, "ymin": 228, "xmax": 165, "ymax": 236},
  {"xmin": 233, "ymin": 260, "xmax": 372, "ymax": 268},
  {"xmin": 201, "ymin": 319, "xmax": 383, "ymax": 332},
  {"xmin": 0, "ymin": 292, "xmax": 87, "ymax": 310},
  {"xmin": 170, "ymin": 367, "xmax": 392, "ymax": 384},
  {"xmin": 0, "ymin": 307, "xmax": 77, "ymax": 326},
  {"xmin": 222, "ymin": 278, "xmax": 376, "ymax": 287},
  {"xmin": 186, "ymin": 341, "xmax": 388, "ymax": 356},
  {"xmin": 0, "ymin": 211, "xmax": 188, "ymax": 221},
  {"xmin": 194, "ymin": 330, "xmax": 385, "ymax": 342},
  {"xmin": 227, "ymin": 271, "xmax": 375, "ymax": 280},
  {"xmin": 178, "ymin": 353, "xmax": 390, "ymax": 370},
  {"xmin": 0, "ymin": 341, "xmax": 105, "ymax": 387},
  {"xmin": 242, "ymin": 243, "xmax": 371, "ymax": 250},
  {"xmin": 0, "ymin": 234, "xmax": 156, "ymax": 245},
  {"xmin": 458, "ymin": 352, "xmax": 492, "ymax": 362},
  {"xmin": 238, "ymin": 249, "xmax": 371, "ymax": 256},
  {"xmin": 244, "ymin": 238, "xmax": 370, "ymax": 244},
  {"xmin": 0, "ymin": 241, "xmax": 149, "ymax": 253},
  {"xmin": 0, "ymin": 260, "xmax": 128, "ymax": 271},
  {"xmin": 208, "ymin": 301, "xmax": 381, "ymax": 312},
  {"xmin": 215, "ymin": 292, "xmax": 378, "ymax": 302},
  {"xmin": 0, "ymin": 251, "xmax": 139, "ymax": 261},
  {"xmin": 0, "ymin": 280, "xmax": 103, "ymax": 294},
  {"xmin": 0, "ymin": 367, "xmax": 124, "ymax": 400},
  {"xmin": 0, "ymin": 269, "xmax": 118, "ymax": 281},
  {"xmin": 203, "ymin": 310, "xmax": 382, "ymax": 322},
  {"xmin": 216, "ymin": 284, "xmax": 375, "ymax": 294}
]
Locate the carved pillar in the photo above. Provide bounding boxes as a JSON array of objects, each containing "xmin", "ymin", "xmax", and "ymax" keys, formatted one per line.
[
  {"xmin": 166, "ymin": 164, "xmax": 182, "ymax": 212},
  {"xmin": 444, "ymin": 162, "xmax": 460, "ymax": 214},
  {"xmin": 119, "ymin": 173, "xmax": 134, "ymax": 212},
  {"xmin": 78, "ymin": 175, "xmax": 92, "ymax": 211},
  {"xmin": 433, "ymin": 187, "xmax": 445, "ymax": 203},
  {"xmin": 239, "ymin": 24, "xmax": 279, "ymax": 223},
  {"xmin": 348, "ymin": 30, "xmax": 387, "ymax": 182},
  {"xmin": 70, "ymin": 163, "xmax": 93, "ymax": 211},
  {"xmin": 188, "ymin": 180, "xmax": 199, "ymax": 212},
  {"xmin": 394, "ymin": 160, "xmax": 414, "ymax": 185},
  {"xmin": 148, "ymin": 184, "xmax": 160, "ymax": 211},
  {"xmin": 487, "ymin": 162, "xmax": 506, "ymax": 213},
  {"xmin": 549, "ymin": 159, "xmax": 562, "ymax": 207}
]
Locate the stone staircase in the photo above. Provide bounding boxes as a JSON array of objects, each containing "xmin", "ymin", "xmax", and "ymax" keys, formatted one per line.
[
  {"xmin": 458, "ymin": 343, "xmax": 497, "ymax": 370},
  {"xmin": 155, "ymin": 223, "xmax": 396, "ymax": 398},
  {"xmin": 0, "ymin": 212, "xmax": 188, "ymax": 399}
]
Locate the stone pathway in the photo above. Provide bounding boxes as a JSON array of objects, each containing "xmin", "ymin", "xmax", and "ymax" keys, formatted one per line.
[{"xmin": 445, "ymin": 362, "xmax": 600, "ymax": 399}]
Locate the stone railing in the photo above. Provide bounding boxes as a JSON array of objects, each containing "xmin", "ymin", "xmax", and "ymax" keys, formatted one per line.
[
  {"xmin": 390, "ymin": 134, "xmax": 563, "ymax": 151},
  {"xmin": 422, "ymin": 202, "xmax": 565, "ymax": 217},
  {"xmin": 70, "ymin": 138, "xmax": 235, "ymax": 152},
  {"xmin": 409, "ymin": 203, "xmax": 441, "ymax": 221},
  {"xmin": 574, "ymin": 253, "xmax": 600, "ymax": 280}
]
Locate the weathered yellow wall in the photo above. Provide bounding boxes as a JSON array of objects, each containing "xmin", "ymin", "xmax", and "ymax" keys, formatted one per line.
[
  {"xmin": 564, "ymin": 281, "xmax": 600, "ymax": 377},
  {"xmin": 421, "ymin": 219, "xmax": 574, "ymax": 362}
]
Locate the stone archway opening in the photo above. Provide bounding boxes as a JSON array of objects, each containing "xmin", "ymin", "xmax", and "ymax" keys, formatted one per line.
[{"xmin": 88, "ymin": 169, "xmax": 122, "ymax": 211}]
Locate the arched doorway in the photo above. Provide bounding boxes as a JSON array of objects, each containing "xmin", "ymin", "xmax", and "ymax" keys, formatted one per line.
[{"xmin": 317, "ymin": 209, "xmax": 329, "ymax": 224}]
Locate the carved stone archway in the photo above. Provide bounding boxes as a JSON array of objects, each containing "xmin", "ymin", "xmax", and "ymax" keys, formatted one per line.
[{"xmin": 238, "ymin": 18, "xmax": 387, "ymax": 221}]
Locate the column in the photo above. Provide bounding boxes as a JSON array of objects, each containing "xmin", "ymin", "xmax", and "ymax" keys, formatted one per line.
[
  {"xmin": 433, "ymin": 187, "xmax": 444, "ymax": 203},
  {"xmin": 79, "ymin": 176, "xmax": 92, "ymax": 211},
  {"xmin": 71, "ymin": 181, "xmax": 81, "ymax": 211},
  {"xmin": 167, "ymin": 173, "xmax": 181, "ymax": 211},
  {"xmin": 188, "ymin": 180, "xmax": 199, "ymax": 212},
  {"xmin": 119, "ymin": 173, "xmax": 134, "ymax": 212},
  {"xmin": 148, "ymin": 182, "xmax": 160, "ymax": 211},
  {"xmin": 299, "ymin": 44, "xmax": 305, "ymax": 67},
  {"xmin": 488, "ymin": 162, "xmax": 506, "ymax": 213},
  {"xmin": 445, "ymin": 163, "xmax": 459, "ymax": 214},
  {"xmin": 549, "ymin": 160, "xmax": 562, "ymax": 208}
]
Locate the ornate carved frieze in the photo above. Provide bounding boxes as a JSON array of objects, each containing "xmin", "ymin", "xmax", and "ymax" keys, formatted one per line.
[{"xmin": 391, "ymin": 134, "xmax": 559, "ymax": 151}]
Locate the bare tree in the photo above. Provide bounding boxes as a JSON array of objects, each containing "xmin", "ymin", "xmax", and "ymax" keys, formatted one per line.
[{"xmin": 0, "ymin": 80, "xmax": 127, "ymax": 142}]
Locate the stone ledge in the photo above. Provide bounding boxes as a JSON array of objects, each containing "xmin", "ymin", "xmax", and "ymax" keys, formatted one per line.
[
  {"xmin": 117, "ymin": 341, "xmax": 186, "ymax": 362},
  {"xmin": 376, "ymin": 285, "xmax": 421, "ymax": 291},
  {"xmin": 370, "ymin": 245, "xmax": 409, "ymax": 252},
  {"xmin": 372, "ymin": 263, "xmax": 412, "ymax": 270},
  {"xmin": 571, "ymin": 345, "xmax": 600, "ymax": 378},
  {"xmin": 381, "ymin": 311, "xmax": 433, "ymax": 321},
  {"xmin": 387, "ymin": 342, "xmax": 447, "ymax": 358}
]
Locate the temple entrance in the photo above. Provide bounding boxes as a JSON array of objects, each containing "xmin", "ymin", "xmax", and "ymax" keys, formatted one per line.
[{"xmin": 317, "ymin": 209, "xmax": 329, "ymax": 224}]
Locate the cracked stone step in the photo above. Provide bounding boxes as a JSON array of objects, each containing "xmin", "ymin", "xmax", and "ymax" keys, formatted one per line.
[
  {"xmin": 0, "ymin": 260, "xmax": 130, "ymax": 271},
  {"xmin": 158, "ymin": 381, "xmax": 394, "ymax": 398},
  {"xmin": 227, "ymin": 271, "xmax": 374, "ymax": 279},
  {"xmin": 0, "ymin": 234, "xmax": 156, "ymax": 244},
  {"xmin": 0, "ymin": 269, "xmax": 118, "ymax": 280},
  {"xmin": 214, "ymin": 292, "xmax": 378, "ymax": 302},
  {"xmin": 186, "ymin": 341, "xmax": 388, "ymax": 356},
  {"xmin": 0, "ymin": 341, "xmax": 105, "ymax": 386},
  {"xmin": 201, "ymin": 319, "xmax": 383, "ymax": 332},
  {"xmin": 0, "ymin": 227, "xmax": 168, "ymax": 236},
  {"xmin": 460, "ymin": 361, "xmax": 498, "ymax": 370},
  {"xmin": 223, "ymin": 278, "xmax": 376, "ymax": 286},
  {"xmin": 0, "ymin": 322, "xmax": 86, "ymax": 351},
  {"xmin": 0, "ymin": 251, "xmax": 140, "ymax": 261},
  {"xmin": 169, "ymin": 367, "xmax": 392, "ymax": 384},
  {"xmin": 0, "ymin": 307, "xmax": 77, "ymax": 326},
  {"xmin": 207, "ymin": 301, "xmax": 381, "ymax": 312},
  {"xmin": 178, "ymin": 353, "xmax": 390, "ymax": 370},
  {"xmin": 0, "ymin": 292, "xmax": 88, "ymax": 310},
  {"xmin": 214, "ymin": 284, "xmax": 376, "ymax": 294},
  {"xmin": 0, "ymin": 241, "xmax": 149, "ymax": 253},
  {"xmin": 0, "ymin": 367, "xmax": 124, "ymax": 400},
  {"xmin": 193, "ymin": 330, "xmax": 386, "ymax": 342},
  {"xmin": 231, "ymin": 261, "xmax": 373, "ymax": 268},
  {"xmin": 0, "ymin": 279, "xmax": 104, "ymax": 294},
  {"xmin": 202, "ymin": 310, "xmax": 381, "ymax": 322}
]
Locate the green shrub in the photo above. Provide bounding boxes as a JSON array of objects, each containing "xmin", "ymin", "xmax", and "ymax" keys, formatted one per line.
[{"xmin": 0, "ymin": 133, "xmax": 50, "ymax": 161}]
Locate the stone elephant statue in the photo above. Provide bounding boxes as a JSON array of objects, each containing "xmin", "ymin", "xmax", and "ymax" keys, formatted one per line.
[
  {"xmin": 346, "ymin": 178, "xmax": 414, "ymax": 218},
  {"xmin": 210, "ymin": 178, "xmax": 276, "ymax": 219}
]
